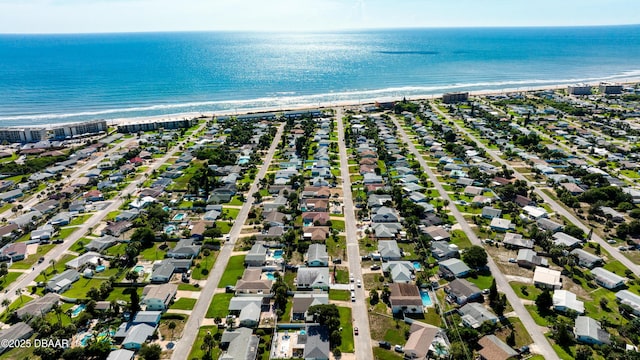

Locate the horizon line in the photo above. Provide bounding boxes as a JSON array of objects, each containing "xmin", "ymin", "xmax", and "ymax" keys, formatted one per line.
[{"xmin": 1, "ymin": 23, "xmax": 639, "ymax": 36}]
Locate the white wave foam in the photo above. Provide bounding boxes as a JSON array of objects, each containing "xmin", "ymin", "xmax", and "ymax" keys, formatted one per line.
[{"xmin": 2, "ymin": 70, "xmax": 640, "ymax": 122}]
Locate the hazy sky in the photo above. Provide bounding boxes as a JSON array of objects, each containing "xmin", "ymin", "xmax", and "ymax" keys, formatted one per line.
[{"xmin": 1, "ymin": 0, "xmax": 639, "ymax": 33}]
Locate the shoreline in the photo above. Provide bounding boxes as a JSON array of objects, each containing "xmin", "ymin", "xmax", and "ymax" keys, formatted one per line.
[{"xmin": 5, "ymin": 78, "xmax": 640, "ymax": 129}]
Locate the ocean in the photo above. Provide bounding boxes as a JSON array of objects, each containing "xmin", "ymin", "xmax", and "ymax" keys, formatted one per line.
[{"xmin": 1, "ymin": 26, "xmax": 640, "ymax": 126}]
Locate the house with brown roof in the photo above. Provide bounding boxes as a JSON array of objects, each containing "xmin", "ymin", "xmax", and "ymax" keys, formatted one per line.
[
  {"xmin": 359, "ymin": 158, "xmax": 377, "ymax": 166},
  {"xmin": 84, "ymin": 189, "xmax": 103, "ymax": 202},
  {"xmin": 561, "ymin": 182, "xmax": 585, "ymax": 195},
  {"xmin": 515, "ymin": 195, "xmax": 534, "ymax": 207},
  {"xmin": 389, "ymin": 283, "xmax": 424, "ymax": 314},
  {"xmin": 235, "ymin": 268, "xmax": 273, "ymax": 295},
  {"xmin": 403, "ymin": 322, "xmax": 449, "ymax": 360},
  {"xmin": 302, "ymin": 212, "xmax": 330, "ymax": 226},
  {"xmin": 303, "ymin": 226, "xmax": 330, "ymax": 242},
  {"xmin": 0, "ymin": 242, "xmax": 27, "ymax": 262},
  {"xmin": 477, "ymin": 335, "xmax": 518, "ymax": 360},
  {"xmin": 190, "ymin": 221, "xmax": 207, "ymax": 240},
  {"xmin": 301, "ymin": 198, "xmax": 329, "ymax": 212}
]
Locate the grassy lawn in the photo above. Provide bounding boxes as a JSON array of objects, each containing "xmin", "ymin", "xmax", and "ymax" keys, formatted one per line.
[
  {"xmin": 495, "ymin": 317, "xmax": 533, "ymax": 348},
  {"xmin": 178, "ymin": 283, "xmax": 201, "ymax": 291},
  {"xmin": 329, "ymin": 289, "xmax": 351, "ymax": 301},
  {"xmin": 373, "ymin": 348, "xmax": 404, "ymax": 360},
  {"xmin": 63, "ymin": 277, "xmax": 107, "ymax": 299},
  {"xmin": 104, "ymin": 243, "xmax": 127, "ymax": 256},
  {"xmin": 223, "ymin": 207, "xmax": 240, "ymax": 220},
  {"xmin": 331, "ymin": 220, "xmax": 345, "ymax": 232},
  {"xmin": 106, "ymin": 287, "xmax": 143, "ymax": 302},
  {"xmin": 369, "ymin": 310, "xmax": 410, "ymax": 345},
  {"xmin": 525, "ymin": 305, "xmax": 550, "ymax": 327},
  {"xmin": 450, "ymin": 230, "xmax": 472, "ymax": 249},
  {"xmin": 510, "ymin": 282, "xmax": 542, "ymax": 301},
  {"xmin": 187, "ymin": 326, "xmax": 221, "ymax": 360},
  {"xmin": 466, "ymin": 274, "xmax": 494, "ymax": 290},
  {"xmin": 70, "ymin": 237, "xmax": 94, "ymax": 252},
  {"xmin": 215, "ymin": 221, "xmax": 232, "ymax": 234},
  {"xmin": 0, "ymin": 271, "xmax": 22, "ymax": 289},
  {"xmin": 205, "ymin": 293, "xmax": 233, "ymax": 318},
  {"xmin": 227, "ymin": 196, "xmax": 245, "ymax": 206},
  {"xmin": 192, "ymin": 251, "xmax": 218, "ymax": 280},
  {"xmin": 218, "ymin": 255, "xmax": 246, "ymax": 288},
  {"xmin": 171, "ymin": 298, "xmax": 197, "ymax": 311},
  {"xmin": 11, "ymin": 244, "xmax": 56, "ymax": 269},
  {"xmin": 52, "ymin": 226, "xmax": 79, "ymax": 241},
  {"xmin": 334, "ymin": 268, "xmax": 349, "ymax": 284},
  {"xmin": 0, "ymin": 295, "xmax": 34, "ymax": 322},
  {"xmin": 105, "ymin": 210, "xmax": 120, "ymax": 221},
  {"xmin": 280, "ymin": 299, "xmax": 293, "ymax": 323},
  {"xmin": 338, "ymin": 306, "xmax": 354, "ymax": 353},
  {"xmin": 139, "ymin": 245, "xmax": 167, "ymax": 261},
  {"xmin": 69, "ymin": 214, "xmax": 92, "ymax": 226}
]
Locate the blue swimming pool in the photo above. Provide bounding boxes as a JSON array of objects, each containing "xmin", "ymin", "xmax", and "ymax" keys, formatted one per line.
[
  {"xmin": 95, "ymin": 265, "xmax": 106, "ymax": 272},
  {"xmin": 134, "ymin": 265, "xmax": 144, "ymax": 274},
  {"xmin": 71, "ymin": 304, "xmax": 86, "ymax": 317},
  {"xmin": 420, "ymin": 290, "xmax": 433, "ymax": 306},
  {"xmin": 265, "ymin": 272, "xmax": 276, "ymax": 281},
  {"xmin": 164, "ymin": 224, "xmax": 176, "ymax": 234},
  {"xmin": 413, "ymin": 262, "xmax": 422, "ymax": 271},
  {"xmin": 273, "ymin": 250, "xmax": 284, "ymax": 259},
  {"xmin": 172, "ymin": 213, "xmax": 186, "ymax": 221}
]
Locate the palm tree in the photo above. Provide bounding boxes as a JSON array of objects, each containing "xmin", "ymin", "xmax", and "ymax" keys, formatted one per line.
[
  {"xmin": 49, "ymin": 259, "xmax": 56, "ymax": 274},
  {"xmin": 201, "ymin": 332, "xmax": 214, "ymax": 358},
  {"xmin": 15, "ymin": 288, "xmax": 22, "ymax": 303},
  {"xmin": 168, "ymin": 321, "xmax": 176, "ymax": 340},
  {"xmin": 1, "ymin": 299, "xmax": 10, "ymax": 310}
]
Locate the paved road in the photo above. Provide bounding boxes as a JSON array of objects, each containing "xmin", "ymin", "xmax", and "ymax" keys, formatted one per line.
[
  {"xmin": 336, "ymin": 109, "xmax": 374, "ymax": 360},
  {"xmin": 0, "ymin": 123, "xmax": 208, "ymax": 305},
  {"xmin": 434, "ymin": 106, "xmax": 640, "ymax": 278},
  {"xmin": 172, "ymin": 123, "xmax": 284, "ymax": 360},
  {"xmin": 391, "ymin": 115, "xmax": 560, "ymax": 360}
]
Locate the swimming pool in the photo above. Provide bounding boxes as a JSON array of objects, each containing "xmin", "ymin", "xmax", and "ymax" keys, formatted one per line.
[
  {"xmin": 163, "ymin": 206, "xmax": 171, "ymax": 212},
  {"xmin": 265, "ymin": 272, "xmax": 276, "ymax": 281},
  {"xmin": 413, "ymin": 262, "xmax": 422, "ymax": 271},
  {"xmin": 134, "ymin": 265, "xmax": 144, "ymax": 273},
  {"xmin": 71, "ymin": 304, "xmax": 86, "ymax": 318},
  {"xmin": 95, "ymin": 265, "xmax": 106, "ymax": 272},
  {"xmin": 420, "ymin": 290, "xmax": 433, "ymax": 306},
  {"xmin": 80, "ymin": 334, "xmax": 92, "ymax": 347},
  {"xmin": 273, "ymin": 250, "xmax": 284, "ymax": 259},
  {"xmin": 172, "ymin": 213, "xmax": 186, "ymax": 221},
  {"xmin": 164, "ymin": 224, "xmax": 176, "ymax": 234}
]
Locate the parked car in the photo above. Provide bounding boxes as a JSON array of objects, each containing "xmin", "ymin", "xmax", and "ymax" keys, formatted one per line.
[
  {"xmin": 357, "ymin": 279, "xmax": 362, "ymax": 288},
  {"xmin": 38, "ymin": 257, "xmax": 45, "ymax": 264},
  {"xmin": 354, "ymin": 327, "xmax": 358, "ymax": 336},
  {"xmin": 225, "ymin": 285, "xmax": 235, "ymax": 293},
  {"xmin": 370, "ymin": 264, "xmax": 381, "ymax": 270},
  {"xmin": 508, "ymin": 258, "xmax": 516, "ymax": 263},
  {"xmin": 379, "ymin": 341, "xmax": 392, "ymax": 349},
  {"xmin": 394, "ymin": 345, "xmax": 403, "ymax": 353}
]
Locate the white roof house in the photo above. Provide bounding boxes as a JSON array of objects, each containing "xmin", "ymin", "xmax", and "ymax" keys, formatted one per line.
[
  {"xmin": 553, "ymin": 290, "xmax": 584, "ymax": 314},
  {"xmin": 591, "ymin": 267, "xmax": 626, "ymax": 290},
  {"xmin": 616, "ymin": 290, "xmax": 640, "ymax": 316},
  {"xmin": 533, "ymin": 267, "xmax": 562, "ymax": 289}
]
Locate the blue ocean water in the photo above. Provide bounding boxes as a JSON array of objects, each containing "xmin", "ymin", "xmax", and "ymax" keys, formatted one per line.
[{"xmin": 1, "ymin": 26, "xmax": 640, "ymax": 126}]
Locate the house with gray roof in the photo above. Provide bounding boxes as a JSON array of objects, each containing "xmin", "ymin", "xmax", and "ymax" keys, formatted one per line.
[
  {"xmin": 238, "ymin": 302, "xmax": 261, "ymax": 328},
  {"xmin": 106, "ymin": 349, "xmax": 135, "ymax": 360},
  {"xmin": 65, "ymin": 251, "xmax": 101, "ymax": 270},
  {"xmin": 292, "ymin": 293, "xmax": 329, "ymax": 321},
  {"xmin": 570, "ymin": 248, "xmax": 603, "ymax": 269},
  {"xmin": 306, "ymin": 244, "xmax": 329, "ymax": 267},
  {"xmin": 615, "ymin": 290, "xmax": 640, "ymax": 316},
  {"xmin": 378, "ymin": 240, "xmax": 402, "ymax": 261},
  {"xmin": 516, "ymin": 249, "xmax": 549, "ymax": 269},
  {"xmin": 296, "ymin": 267, "xmax": 330, "ymax": 290},
  {"xmin": 552, "ymin": 232, "xmax": 582, "ymax": 249},
  {"xmin": 86, "ymin": 235, "xmax": 118, "ymax": 252},
  {"xmin": 16, "ymin": 293, "xmax": 60, "ymax": 319},
  {"xmin": 372, "ymin": 207, "xmax": 400, "ymax": 223},
  {"xmin": 132, "ymin": 311, "xmax": 162, "ymax": 326},
  {"xmin": 142, "ymin": 283, "xmax": 177, "ymax": 312},
  {"xmin": 490, "ymin": 218, "xmax": 512, "ymax": 232},
  {"xmin": 10, "ymin": 210, "xmax": 42, "ymax": 228},
  {"xmin": 151, "ymin": 260, "xmax": 176, "ymax": 283},
  {"xmin": 439, "ymin": 258, "xmax": 471, "ymax": 279},
  {"xmin": 502, "ymin": 233, "xmax": 533, "ymax": 249},
  {"xmin": 446, "ymin": 279, "xmax": 482, "ymax": 305},
  {"xmin": 591, "ymin": 267, "xmax": 626, "ymax": 289},
  {"xmin": 458, "ymin": 302, "xmax": 498, "ymax": 329},
  {"xmin": 302, "ymin": 325, "xmax": 331, "ymax": 360},
  {"xmin": 220, "ymin": 328, "xmax": 259, "ymax": 360},
  {"xmin": 431, "ymin": 241, "xmax": 459, "ymax": 261},
  {"xmin": 121, "ymin": 324, "xmax": 155, "ymax": 350},
  {"xmin": 166, "ymin": 238, "xmax": 200, "ymax": 259},
  {"xmin": 481, "ymin": 207, "xmax": 502, "ymax": 219},
  {"xmin": 46, "ymin": 269, "xmax": 80, "ymax": 293},
  {"xmin": 574, "ymin": 316, "xmax": 610, "ymax": 345},
  {"xmin": 245, "ymin": 242, "xmax": 268, "ymax": 267},
  {"xmin": 537, "ymin": 218, "xmax": 563, "ymax": 232},
  {"xmin": 0, "ymin": 322, "xmax": 33, "ymax": 355},
  {"xmin": 382, "ymin": 261, "xmax": 414, "ymax": 283}
]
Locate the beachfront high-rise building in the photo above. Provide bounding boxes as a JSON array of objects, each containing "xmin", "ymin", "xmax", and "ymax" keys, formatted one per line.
[
  {"xmin": 442, "ymin": 92, "xmax": 469, "ymax": 104},
  {"xmin": 599, "ymin": 82, "xmax": 623, "ymax": 95},
  {"xmin": 116, "ymin": 118, "xmax": 198, "ymax": 133},
  {"xmin": 52, "ymin": 120, "xmax": 107, "ymax": 140},
  {"xmin": 0, "ymin": 128, "xmax": 47, "ymax": 144},
  {"xmin": 568, "ymin": 85, "xmax": 592, "ymax": 95}
]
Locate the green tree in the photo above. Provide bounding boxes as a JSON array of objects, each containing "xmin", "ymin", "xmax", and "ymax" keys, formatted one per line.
[
  {"xmin": 139, "ymin": 343, "xmax": 162, "ymax": 360},
  {"xmin": 575, "ymin": 345, "xmax": 593, "ymax": 360},
  {"xmin": 130, "ymin": 289, "xmax": 141, "ymax": 314},
  {"xmin": 535, "ymin": 290, "xmax": 553, "ymax": 313},
  {"xmin": 488, "ymin": 278, "xmax": 498, "ymax": 303},
  {"xmin": 462, "ymin": 245, "xmax": 488, "ymax": 268},
  {"xmin": 131, "ymin": 226, "xmax": 156, "ymax": 248},
  {"xmin": 307, "ymin": 304, "xmax": 342, "ymax": 348}
]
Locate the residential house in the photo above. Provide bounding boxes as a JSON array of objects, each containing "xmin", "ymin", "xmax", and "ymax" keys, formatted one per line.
[
  {"xmin": 0, "ymin": 224, "xmax": 19, "ymax": 241},
  {"xmin": 533, "ymin": 267, "xmax": 562, "ymax": 289},
  {"xmin": 121, "ymin": 324, "xmax": 156, "ymax": 350},
  {"xmin": 389, "ymin": 283, "xmax": 424, "ymax": 314},
  {"xmin": 0, "ymin": 322, "xmax": 34, "ymax": 355},
  {"xmin": 0, "ymin": 242, "xmax": 27, "ymax": 262},
  {"xmin": 574, "ymin": 316, "xmax": 610, "ymax": 345},
  {"xmin": 65, "ymin": 251, "xmax": 102, "ymax": 270},
  {"xmin": 84, "ymin": 189, "xmax": 104, "ymax": 202},
  {"xmin": 306, "ymin": 244, "xmax": 329, "ymax": 267},
  {"xmin": 46, "ymin": 269, "xmax": 80, "ymax": 293},
  {"xmin": 106, "ymin": 349, "xmax": 135, "ymax": 360},
  {"xmin": 600, "ymin": 206, "xmax": 625, "ymax": 222},
  {"xmin": 142, "ymin": 283, "xmax": 178, "ymax": 312},
  {"xmin": 477, "ymin": 335, "xmax": 518, "ymax": 360},
  {"xmin": 372, "ymin": 207, "xmax": 400, "ymax": 223},
  {"xmin": 166, "ymin": 238, "xmax": 200, "ymax": 259},
  {"xmin": 292, "ymin": 293, "xmax": 329, "ymax": 321},
  {"xmin": 103, "ymin": 221, "xmax": 132, "ymax": 237},
  {"xmin": 615, "ymin": 290, "xmax": 640, "ymax": 316},
  {"xmin": 296, "ymin": 267, "xmax": 330, "ymax": 290},
  {"xmin": 438, "ymin": 258, "xmax": 471, "ymax": 279},
  {"xmin": 464, "ymin": 186, "xmax": 484, "ymax": 196},
  {"xmin": 537, "ymin": 218, "xmax": 563, "ymax": 232},
  {"xmin": 302, "ymin": 212, "xmax": 330, "ymax": 226},
  {"xmin": 553, "ymin": 290, "xmax": 585, "ymax": 314},
  {"xmin": 132, "ymin": 311, "xmax": 162, "ymax": 326},
  {"xmin": 489, "ymin": 218, "xmax": 512, "ymax": 232},
  {"xmin": 245, "ymin": 242, "xmax": 268, "ymax": 267},
  {"xmin": 424, "ymin": 226, "xmax": 450, "ymax": 241},
  {"xmin": 15, "ymin": 293, "xmax": 59, "ymax": 319},
  {"xmin": 522, "ymin": 205, "xmax": 548, "ymax": 220},
  {"xmin": 382, "ymin": 261, "xmax": 414, "ymax": 283},
  {"xmin": 219, "ymin": 328, "xmax": 259, "ymax": 360},
  {"xmin": 302, "ymin": 226, "xmax": 330, "ymax": 242},
  {"xmin": 515, "ymin": 195, "xmax": 534, "ymax": 207},
  {"xmin": 458, "ymin": 303, "xmax": 498, "ymax": 329},
  {"xmin": 430, "ymin": 241, "xmax": 459, "ymax": 261},
  {"xmin": 552, "ymin": 232, "xmax": 582, "ymax": 249},
  {"xmin": 235, "ymin": 268, "xmax": 274, "ymax": 295},
  {"xmin": 570, "ymin": 249, "xmax": 603, "ymax": 269},
  {"xmin": 378, "ymin": 240, "xmax": 402, "ymax": 261},
  {"xmin": 264, "ymin": 211, "xmax": 288, "ymax": 227},
  {"xmin": 445, "ymin": 278, "xmax": 483, "ymax": 305},
  {"xmin": 591, "ymin": 267, "xmax": 626, "ymax": 290},
  {"xmin": 502, "ymin": 233, "xmax": 533, "ymax": 249},
  {"xmin": 516, "ymin": 249, "xmax": 549, "ymax": 269},
  {"xmin": 481, "ymin": 207, "xmax": 502, "ymax": 219},
  {"xmin": 403, "ymin": 322, "xmax": 450, "ymax": 360},
  {"xmin": 561, "ymin": 182, "xmax": 585, "ymax": 195},
  {"xmin": 31, "ymin": 224, "xmax": 54, "ymax": 242}
]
